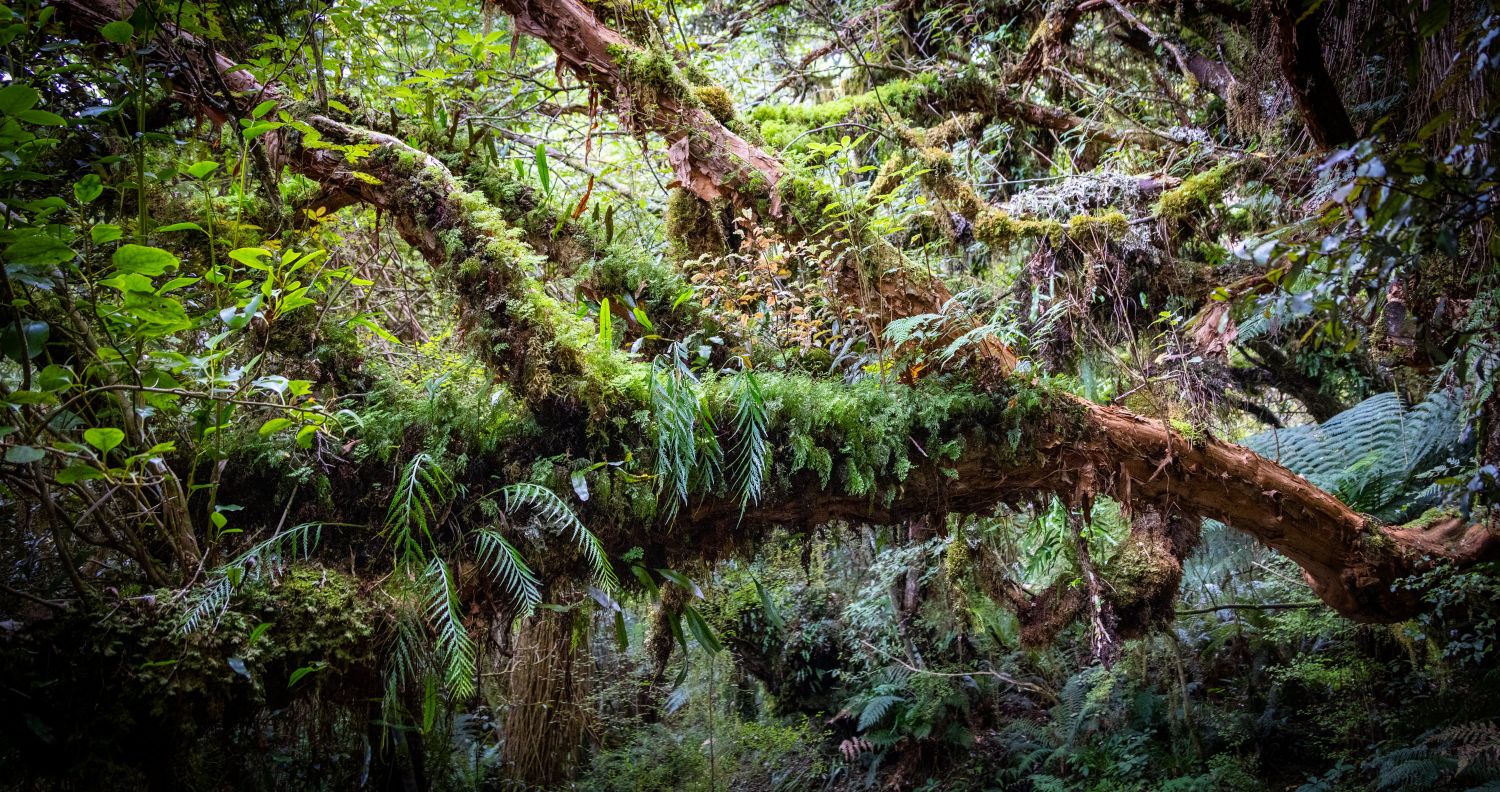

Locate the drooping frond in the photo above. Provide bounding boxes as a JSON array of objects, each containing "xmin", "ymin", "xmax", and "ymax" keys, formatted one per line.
[
  {"xmin": 728, "ymin": 367, "xmax": 769, "ymax": 514},
  {"xmin": 423, "ymin": 556, "xmax": 477, "ymax": 700},
  {"xmin": 181, "ymin": 522, "xmax": 323, "ymax": 633},
  {"xmin": 475, "ymin": 528, "xmax": 542, "ymax": 616},
  {"xmin": 650, "ymin": 343, "xmax": 722, "ymax": 518},
  {"xmin": 1240, "ymin": 389, "xmax": 1467, "ymax": 520},
  {"xmin": 385, "ymin": 452, "xmax": 454, "ymax": 563},
  {"xmin": 501, "ymin": 482, "xmax": 618, "ymax": 590}
]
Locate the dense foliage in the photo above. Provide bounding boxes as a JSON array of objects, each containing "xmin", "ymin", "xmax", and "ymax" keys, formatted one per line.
[{"xmin": 0, "ymin": 0, "xmax": 1497, "ymax": 788}]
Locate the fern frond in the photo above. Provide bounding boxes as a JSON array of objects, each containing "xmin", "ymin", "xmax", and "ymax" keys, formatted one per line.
[
  {"xmin": 501, "ymin": 482, "xmax": 618, "ymax": 590},
  {"xmin": 385, "ymin": 453, "xmax": 454, "ymax": 563},
  {"xmin": 180, "ymin": 522, "xmax": 323, "ymax": 633},
  {"xmin": 1240, "ymin": 389, "xmax": 1467, "ymax": 520},
  {"xmin": 728, "ymin": 367, "xmax": 770, "ymax": 514},
  {"xmin": 650, "ymin": 344, "xmax": 722, "ymax": 519},
  {"xmin": 475, "ymin": 529, "xmax": 542, "ymax": 616},
  {"xmin": 424, "ymin": 556, "xmax": 476, "ymax": 700},
  {"xmin": 858, "ymin": 695, "xmax": 903, "ymax": 732}
]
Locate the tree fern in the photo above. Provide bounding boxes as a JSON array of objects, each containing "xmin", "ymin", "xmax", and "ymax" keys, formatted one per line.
[
  {"xmin": 424, "ymin": 556, "xmax": 477, "ymax": 700},
  {"xmin": 1240, "ymin": 389, "xmax": 1466, "ymax": 521},
  {"xmin": 474, "ymin": 528, "xmax": 542, "ymax": 616},
  {"xmin": 385, "ymin": 453, "xmax": 454, "ymax": 563},
  {"xmin": 501, "ymin": 482, "xmax": 617, "ymax": 590}
]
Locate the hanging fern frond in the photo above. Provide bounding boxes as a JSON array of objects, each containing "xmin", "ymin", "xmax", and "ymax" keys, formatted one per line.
[
  {"xmin": 385, "ymin": 453, "xmax": 454, "ymax": 563},
  {"xmin": 650, "ymin": 343, "xmax": 722, "ymax": 519},
  {"xmin": 501, "ymin": 482, "xmax": 618, "ymax": 590},
  {"xmin": 181, "ymin": 522, "xmax": 323, "ymax": 633},
  {"xmin": 728, "ymin": 367, "xmax": 769, "ymax": 514},
  {"xmin": 424, "ymin": 556, "xmax": 476, "ymax": 700},
  {"xmin": 475, "ymin": 529, "xmax": 542, "ymax": 616}
]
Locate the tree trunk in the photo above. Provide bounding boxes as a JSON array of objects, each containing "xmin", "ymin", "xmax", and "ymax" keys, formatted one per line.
[{"xmin": 1271, "ymin": 0, "xmax": 1357, "ymax": 148}]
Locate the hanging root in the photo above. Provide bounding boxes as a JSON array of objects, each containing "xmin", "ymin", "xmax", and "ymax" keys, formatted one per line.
[
  {"xmin": 984, "ymin": 507, "xmax": 1202, "ymax": 656},
  {"xmin": 501, "ymin": 590, "xmax": 590, "ymax": 786}
]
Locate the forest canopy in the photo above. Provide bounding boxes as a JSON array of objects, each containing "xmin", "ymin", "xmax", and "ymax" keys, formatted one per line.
[{"xmin": 0, "ymin": 0, "xmax": 1497, "ymax": 788}]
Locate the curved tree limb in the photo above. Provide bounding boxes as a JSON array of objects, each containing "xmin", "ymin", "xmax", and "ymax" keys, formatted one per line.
[{"xmin": 61, "ymin": 0, "xmax": 1498, "ymax": 627}]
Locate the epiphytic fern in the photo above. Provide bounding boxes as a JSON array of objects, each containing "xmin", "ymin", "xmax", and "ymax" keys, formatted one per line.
[
  {"xmin": 181, "ymin": 522, "xmax": 323, "ymax": 632},
  {"xmin": 650, "ymin": 343, "xmax": 723, "ymax": 519},
  {"xmin": 474, "ymin": 528, "xmax": 542, "ymax": 616},
  {"xmin": 728, "ymin": 366, "xmax": 769, "ymax": 515},
  {"xmin": 385, "ymin": 452, "xmax": 454, "ymax": 563},
  {"xmin": 501, "ymin": 482, "xmax": 617, "ymax": 590},
  {"xmin": 424, "ymin": 556, "xmax": 477, "ymax": 700}
]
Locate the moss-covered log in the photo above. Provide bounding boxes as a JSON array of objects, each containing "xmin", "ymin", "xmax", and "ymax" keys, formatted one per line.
[{"xmin": 59, "ymin": 0, "xmax": 1499, "ymax": 627}]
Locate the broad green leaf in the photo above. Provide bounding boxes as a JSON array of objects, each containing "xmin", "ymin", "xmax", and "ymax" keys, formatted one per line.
[
  {"xmin": 73, "ymin": 174, "xmax": 104, "ymax": 204},
  {"xmin": 156, "ymin": 222, "xmax": 205, "ymax": 234},
  {"xmin": 36, "ymin": 364, "xmax": 74, "ymax": 391},
  {"xmin": 112, "ymin": 244, "xmax": 178, "ymax": 276},
  {"xmin": 228, "ymin": 247, "xmax": 273, "ymax": 270},
  {"xmin": 56, "ymin": 464, "xmax": 106, "ymax": 484},
  {"xmin": 100, "ymin": 20, "xmax": 133, "ymax": 44},
  {"xmin": 681, "ymin": 604, "xmax": 722, "ymax": 654},
  {"xmin": 83, "ymin": 427, "xmax": 125, "ymax": 454},
  {"xmin": 242, "ymin": 121, "xmax": 282, "ymax": 139},
  {"xmin": 18, "ymin": 109, "xmax": 65, "ymax": 126},
  {"xmin": 5, "ymin": 234, "xmax": 75, "ymax": 266},
  {"xmin": 0, "ymin": 321, "xmax": 49, "ymax": 362},
  {"xmin": 185, "ymin": 161, "xmax": 220, "ymax": 179},
  {"xmin": 0, "ymin": 84, "xmax": 39, "ymax": 114},
  {"xmin": 4, "ymin": 445, "xmax": 45, "ymax": 464},
  {"xmin": 121, "ymin": 292, "xmax": 191, "ymax": 328},
  {"xmin": 99, "ymin": 272, "xmax": 155, "ymax": 293},
  {"xmin": 259, "ymin": 417, "xmax": 293, "ymax": 436},
  {"xmin": 91, "ymin": 224, "xmax": 123, "ymax": 244}
]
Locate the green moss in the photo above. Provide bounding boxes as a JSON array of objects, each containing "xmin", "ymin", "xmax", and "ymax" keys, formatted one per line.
[
  {"xmin": 663, "ymin": 188, "xmax": 728, "ymax": 261},
  {"xmin": 1155, "ymin": 161, "xmax": 1238, "ymax": 222},
  {"xmin": 608, "ymin": 43, "xmax": 692, "ymax": 104},
  {"xmin": 1066, "ymin": 209, "xmax": 1130, "ymax": 242},
  {"xmin": 749, "ymin": 75, "xmax": 941, "ymax": 148},
  {"xmin": 867, "ymin": 151, "xmax": 909, "ymax": 199},
  {"xmin": 692, "ymin": 85, "xmax": 736, "ymax": 124},
  {"xmin": 974, "ymin": 210, "xmax": 1064, "ymax": 249}
]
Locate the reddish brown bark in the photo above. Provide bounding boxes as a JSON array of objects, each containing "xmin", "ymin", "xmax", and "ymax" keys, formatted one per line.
[
  {"xmin": 680, "ymin": 397, "xmax": 1499, "ymax": 622},
  {"xmin": 63, "ymin": 0, "xmax": 1498, "ymax": 625},
  {"xmin": 486, "ymin": 0, "xmax": 784, "ymax": 209}
]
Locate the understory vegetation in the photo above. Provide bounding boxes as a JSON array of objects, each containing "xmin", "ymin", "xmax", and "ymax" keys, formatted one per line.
[{"xmin": 1, "ymin": 0, "xmax": 1498, "ymax": 788}]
